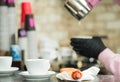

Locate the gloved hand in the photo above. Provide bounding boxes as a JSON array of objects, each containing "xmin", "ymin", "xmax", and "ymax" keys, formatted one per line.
[{"xmin": 70, "ymin": 37, "xmax": 106, "ymax": 59}]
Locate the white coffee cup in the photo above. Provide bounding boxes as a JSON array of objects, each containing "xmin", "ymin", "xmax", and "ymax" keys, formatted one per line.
[
  {"xmin": 0, "ymin": 56, "xmax": 12, "ymax": 69},
  {"xmin": 72, "ymin": 35, "xmax": 92, "ymax": 39},
  {"xmin": 25, "ymin": 59, "xmax": 50, "ymax": 75}
]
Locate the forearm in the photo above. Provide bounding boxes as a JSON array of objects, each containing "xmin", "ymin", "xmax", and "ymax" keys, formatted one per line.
[
  {"xmin": 98, "ymin": 48, "xmax": 120, "ymax": 76},
  {"xmin": 87, "ymin": 0, "xmax": 120, "ymax": 6},
  {"xmin": 114, "ymin": 0, "xmax": 120, "ymax": 5},
  {"xmin": 86, "ymin": 0, "xmax": 101, "ymax": 7}
]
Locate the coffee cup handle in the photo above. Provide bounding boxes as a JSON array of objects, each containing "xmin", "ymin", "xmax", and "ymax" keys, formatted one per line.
[{"xmin": 46, "ymin": 60, "xmax": 50, "ymax": 70}]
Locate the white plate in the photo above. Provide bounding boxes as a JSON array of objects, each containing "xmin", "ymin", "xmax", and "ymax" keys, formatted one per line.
[
  {"xmin": 0, "ymin": 67, "xmax": 19, "ymax": 76},
  {"xmin": 19, "ymin": 71, "xmax": 56, "ymax": 81}
]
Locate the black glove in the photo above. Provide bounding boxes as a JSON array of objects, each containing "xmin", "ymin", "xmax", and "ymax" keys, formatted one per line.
[{"xmin": 70, "ymin": 37, "xmax": 106, "ymax": 59}]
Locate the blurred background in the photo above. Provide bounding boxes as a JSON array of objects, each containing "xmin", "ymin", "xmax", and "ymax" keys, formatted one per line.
[
  {"xmin": 15, "ymin": 0, "xmax": 120, "ymax": 52},
  {"xmin": 0, "ymin": 0, "xmax": 120, "ymax": 74}
]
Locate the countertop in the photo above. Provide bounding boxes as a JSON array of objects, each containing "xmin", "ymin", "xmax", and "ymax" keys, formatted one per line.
[{"xmin": 0, "ymin": 72, "xmax": 120, "ymax": 82}]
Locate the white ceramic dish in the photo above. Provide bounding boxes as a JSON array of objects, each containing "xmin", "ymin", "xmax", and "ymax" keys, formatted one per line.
[
  {"xmin": 19, "ymin": 71, "xmax": 56, "ymax": 81},
  {"xmin": 0, "ymin": 67, "xmax": 19, "ymax": 76}
]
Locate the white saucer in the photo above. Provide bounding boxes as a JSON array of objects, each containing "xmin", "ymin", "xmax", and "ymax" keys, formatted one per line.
[
  {"xmin": 19, "ymin": 71, "xmax": 56, "ymax": 80},
  {"xmin": 0, "ymin": 67, "xmax": 19, "ymax": 76}
]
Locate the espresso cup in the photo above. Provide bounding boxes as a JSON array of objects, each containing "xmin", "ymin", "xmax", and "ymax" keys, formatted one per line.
[
  {"xmin": 0, "ymin": 56, "xmax": 12, "ymax": 69},
  {"xmin": 72, "ymin": 36, "xmax": 92, "ymax": 39},
  {"xmin": 25, "ymin": 59, "xmax": 50, "ymax": 75}
]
